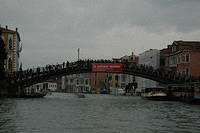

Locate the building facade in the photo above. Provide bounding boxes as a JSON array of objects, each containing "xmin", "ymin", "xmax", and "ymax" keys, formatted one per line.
[
  {"xmin": 90, "ymin": 72, "xmax": 108, "ymax": 93},
  {"xmin": 25, "ymin": 82, "xmax": 57, "ymax": 94},
  {"xmin": 45, "ymin": 82, "xmax": 57, "ymax": 92},
  {"xmin": 0, "ymin": 26, "xmax": 21, "ymax": 72},
  {"xmin": 64, "ymin": 73, "xmax": 91, "ymax": 93},
  {"xmin": 137, "ymin": 49, "xmax": 160, "ymax": 91},
  {"xmin": 109, "ymin": 53, "xmax": 138, "ymax": 94},
  {"xmin": 164, "ymin": 41, "xmax": 200, "ymax": 78},
  {"xmin": 25, "ymin": 83, "xmax": 44, "ymax": 94}
]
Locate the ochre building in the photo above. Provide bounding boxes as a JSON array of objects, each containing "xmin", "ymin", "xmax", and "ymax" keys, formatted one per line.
[{"xmin": 0, "ymin": 26, "xmax": 21, "ymax": 72}]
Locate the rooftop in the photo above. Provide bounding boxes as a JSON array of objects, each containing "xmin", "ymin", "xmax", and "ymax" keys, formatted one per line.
[
  {"xmin": 173, "ymin": 40, "xmax": 200, "ymax": 46},
  {"xmin": 0, "ymin": 25, "xmax": 20, "ymax": 41}
]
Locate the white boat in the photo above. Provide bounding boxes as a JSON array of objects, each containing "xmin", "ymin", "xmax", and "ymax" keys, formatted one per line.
[
  {"xmin": 141, "ymin": 87, "xmax": 167, "ymax": 100},
  {"xmin": 117, "ymin": 88, "xmax": 125, "ymax": 95},
  {"xmin": 110, "ymin": 87, "xmax": 125, "ymax": 96}
]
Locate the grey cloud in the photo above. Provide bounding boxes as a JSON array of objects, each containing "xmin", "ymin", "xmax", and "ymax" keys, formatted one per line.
[{"xmin": 0, "ymin": 0, "xmax": 200, "ymax": 68}]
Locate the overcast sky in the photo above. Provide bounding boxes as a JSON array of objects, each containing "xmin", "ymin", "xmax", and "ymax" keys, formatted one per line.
[{"xmin": 1, "ymin": 0, "xmax": 200, "ymax": 68}]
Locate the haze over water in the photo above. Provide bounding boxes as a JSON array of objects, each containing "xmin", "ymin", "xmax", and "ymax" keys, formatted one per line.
[{"xmin": 0, "ymin": 93, "xmax": 200, "ymax": 133}]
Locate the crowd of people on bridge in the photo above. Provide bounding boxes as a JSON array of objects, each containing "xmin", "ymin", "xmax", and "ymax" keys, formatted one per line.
[{"xmin": 6, "ymin": 59, "xmax": 196, "ymax": 88}]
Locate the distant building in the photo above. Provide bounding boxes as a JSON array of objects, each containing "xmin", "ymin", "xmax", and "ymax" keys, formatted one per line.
[
  {"xmin": 0, "ymin": 25, "xmax": 21, "ymax": 72},
  {"xmin": 25, "ymin": 83, "xmax": 44, "ymax": 94},
  {"xmin": 120, "ymin": 52, "xmax": 138, "ymax": 63},
  {"xmin": 76, "ymin": 73, "xmax": 90, "ymax": 92},
  {"xmin": 90, "ymin": 72, "xmax": 107, "ymax": 93},
  {"xmin": 137, "ymin": 49, "xmax": 160, "ymax": 91},
  {"xmin": 163, "ymin": 41, "xmax": 200, "ymax": 78},
  {"xmin": 45, "ymin": 82, "xmax": 57, "ymax": 92},
  {"xmin": 64, "ymin": 74, "xmax": 77, "ymax": 92},
  {"xmin": 109, "ymin": 52, "xmax": 138, "ymax": 94},
  {"xmin": 25, "ymin": 82, "xmax": 57, "ymax": 94},
  {"xmin": 64, "ymin": 73, "xmax": 91, "ymax": 93}
]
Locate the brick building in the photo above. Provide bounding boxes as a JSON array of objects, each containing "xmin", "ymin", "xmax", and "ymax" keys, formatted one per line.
[
  {"xmin": 163, "ymin": 41, "xmax": 200, "ymax": 78},
  {"xmin": 90, "ymin": 73, "xmax": 107, "ymax": 93}
]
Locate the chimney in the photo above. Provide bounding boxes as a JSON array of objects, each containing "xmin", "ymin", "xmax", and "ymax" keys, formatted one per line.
[
  {"xmin": 16, "ymin": 28, "xmax": 18, "ymax": 32},
  {"xmin": 6, "ymin": 25, "xmax": 8, "ymax": 29}
]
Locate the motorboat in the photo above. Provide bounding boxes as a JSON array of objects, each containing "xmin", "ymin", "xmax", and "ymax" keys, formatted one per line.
[
  {"xmin": 141, "ymin": 87, "xmax": 167, "ymax": 100},
  {"xmin": 110, "ymin": 87, "xmax": 125, "ymax": 96},
  {"xmin": 76, "ymin": 93, "xmax": 85, "ymax": 98},
  {"xmin": 23, "ymin": 92, "xmax": 47, "ymax": 98},
  {"xmin": 117, "ymin": 88, "xmax": 125, "ymax": 95},
  {"xmin": 100, "ymin": 89, "xmax": 108, "ymax": 94}
]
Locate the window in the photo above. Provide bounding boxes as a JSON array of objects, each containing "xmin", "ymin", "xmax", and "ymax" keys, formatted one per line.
[
  {"xmin": 115, "ymin": 75, "xmax": 118, "ymax": 81},
  {"xmin": 160, "ymin": 58, "xmax": 165, "ymax": 66},
  {"xmin": 181, "ymin": 55, "xmax": 185, "ymax": 63},
  {"xmin": 170, "ymin": 56, "xmax": 177, "ymax": 66},
  {"xmin": 80, "ymin": 79, "xmax": 84, "ymax": 84},
  {"xmin": 186, "ymin": 54, "xmax": 190, "ymax": 63},
  {"xmin": 122, "ymin": 75, "xmax": 126, "ymax": 82},
  {"xmin": 186, "ymin": 68, "xmax": 190, "ymax": 77},
  {"xmin": 165, "ymin": 58, "xmax": 168, "ymax": 66},
  {"xmin": 95, "ymin": 72, "xmax": 97, "ymax": 82},
  {"xmin": 178, "ymin": 56, "xmax": 181, "ymax": 64},
  {"xmin": 115, "ymin": 83, "xmax": 118, "ymax": 87},
  {"xmin": 133, "ymin": 77, "xmax": 135, "ymax": 82},
  {"xmin": 172, "ymin": 45, "xmax": 176, "ymax": 52},
  {"xmin": 8, "ymin": 58, "xmax": 12, "ymax": 70},
  {"xmin": 77, "ymin": 80, "xmax": 79, "ymax": 85},
  {"xmin": 9, "ymin": 38, "xmax": 12, "ymax": 50},
  {"xmin": 85, "ymin": 79, "xmax": 88, "ymax": 85}
]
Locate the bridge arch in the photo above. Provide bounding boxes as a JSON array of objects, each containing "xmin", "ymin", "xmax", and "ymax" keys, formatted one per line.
[{"xmin": 8, "ymin": 60, "xmax": 190, "ymax": 91}]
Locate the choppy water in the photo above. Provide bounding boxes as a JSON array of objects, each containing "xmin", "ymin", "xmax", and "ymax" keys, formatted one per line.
[{"xmin": 0, "ymin": 93, "xmax": 200, "ymax": 133}]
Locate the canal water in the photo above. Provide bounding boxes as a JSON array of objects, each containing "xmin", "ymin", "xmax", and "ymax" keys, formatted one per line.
[{"xmin": 0, "ymin": 93, "xmax": 200, "ymax": 133}]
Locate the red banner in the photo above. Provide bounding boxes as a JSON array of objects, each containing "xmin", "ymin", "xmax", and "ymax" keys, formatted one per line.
[{"xmin": 92, "ymin": 63, "xmax": 123, "ymax": 72}]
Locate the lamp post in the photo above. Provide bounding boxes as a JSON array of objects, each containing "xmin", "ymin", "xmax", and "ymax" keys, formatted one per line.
[{"xmin": 78, "ymin": 48, "xmax": 80, "ymax": 61}]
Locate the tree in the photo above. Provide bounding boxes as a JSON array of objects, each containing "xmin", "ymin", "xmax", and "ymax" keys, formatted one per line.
[{"xmin": 0, "ymin": 30, "xmax": 7, "ymax": 80}]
